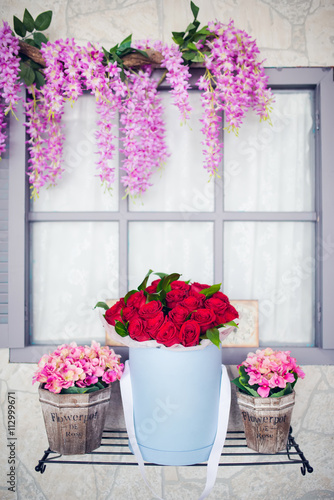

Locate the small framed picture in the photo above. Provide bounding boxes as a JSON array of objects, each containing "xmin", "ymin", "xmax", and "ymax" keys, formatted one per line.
[{"xmin": 221, "ymin": 300, "xmax": 259, "ymax": 348}]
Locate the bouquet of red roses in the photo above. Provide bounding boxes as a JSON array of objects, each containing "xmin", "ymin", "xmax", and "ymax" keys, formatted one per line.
[{"xmin": 96, "ymin": 270, "xmax": 239, "ymax": 349}]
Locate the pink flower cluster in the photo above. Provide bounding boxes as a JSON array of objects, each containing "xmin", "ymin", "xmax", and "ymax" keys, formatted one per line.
[
  {"xmin": 197, "ymin": 20, "xmax": 274, "ymax": 176},
  {"xmin": 239, "ymin": 348, "xmax": 305, "ymax": 398},
  {"xmin": 120, "ymin": 68, "xmax": 168, "ymax": 196},
  {"xmin": 159, "ymin": 42, "xmax": 192, "ymax": 123},
  {"xmin": 0, "ymin": 21, "xmax": 21, "ymax": 156},
  {"xmin": 32, "ymin": 341, "xmax": 124, "ymax": 394}
]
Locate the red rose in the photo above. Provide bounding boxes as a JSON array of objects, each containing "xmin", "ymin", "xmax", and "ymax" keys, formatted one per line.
[
  {"xmin": 190, "ymin": 282, "xmax": 210, "ymax": 294},
  {"xmin": 168, "ymin": 305, "xmax": 189, "ymax": 329},
  {"xmin": 187, "ymin": 289, "xmax": 206, "ymax": 307},
  {"xmin": 216, "ymin": 304, "xmax": 239, "ymax": 324},
  {"xmin": 204, "ymin": 298, "xmax": 228, "ymax": 322},
  {"xmin": 105, "ymin": 299, "xmax": 125, "ymax": 326},
  {"xmin": 180, "ymin": 295, "xmax": 203, "ymax": 312},
  {"xmin": 155, "ymin": 320, "xmax": 180, "ymax": 347},
  {"xmin": 122, "ymin": 306, "xmax": 138, "ymax": 322},
  {"xmin": 211, "ymin": 291, "xmax": 230, "ymax": 303},
  {"xmin": 127, "ymin": 291, "xmax": 146, "ymax": 310},
  {"xmin": 191, "ymin": 308, "xmax": 216, "ymax": 333},
  {"xmin": 145, "ymin": 311, "xmax": 165, "ymax": 338},
  {"xmin": 166, "ymin": 289, "xmax": 187, "ymax": 309},
  {"xmin": 138, "ymin": 300, "xmax": 163, "ymax": 319},
  {"xmin": 179, "ymin": 320, "xmax": 201, "ymax": 347},
  {"xmin": 128, "ymin": 317, "xmax": 152, "ymax": 342},
  {"xmin": 170, "ymin": 280, "xmax": 191, "ymax": 292},
  {"xmin": 145, "ymin": 279, "xmax": 161, "ymax": 294}
]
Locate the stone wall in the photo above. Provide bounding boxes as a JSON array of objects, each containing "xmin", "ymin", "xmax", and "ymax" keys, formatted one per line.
[{"xmin": 0, "ymin": 0, "xmax": 334, "ymax": 498}]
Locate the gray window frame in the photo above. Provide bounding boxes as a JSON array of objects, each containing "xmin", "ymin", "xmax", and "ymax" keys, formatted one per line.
[{"xmin": 7, "ymin": 67, "xmax": 334, "ymax": 364}]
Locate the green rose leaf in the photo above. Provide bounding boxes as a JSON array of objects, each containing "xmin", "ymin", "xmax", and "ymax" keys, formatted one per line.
[
  {"xmin": 138, "ymin": 269, "xmax": 154, "ymax": 291},
  {"xmin": 13, "ymin": 16, "xmax": 26, "ymax": 37},
  {"xmin": 206, "ymin": 328, "xmax": 221, "ymax": 349},
  {"xmin": 34, "ymin": 11, "xmax": 52, "ymax": 31},
  {"xmin": 114, "ymin": 320, "xmax": 128, "ymax": 337},
  {"xmin": 23, "ymin": 9, "xmax": 35, "ymax": 32},
  {"xmin": 19, "ymin": 61, "xmax": 35, "ymax": 86},
  {"xmin": 94, "ymin": 301, "xmax": 110, "ymax": 311},
  {"xmin": 199, "ymin": 283, "xmax": 221, "ymax": 298}
]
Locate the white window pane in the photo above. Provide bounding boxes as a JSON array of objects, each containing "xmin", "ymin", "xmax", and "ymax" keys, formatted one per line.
[
  {"xmin": 128, "ymin": 222, "xmax": 214, "ymax": 289},
  {"xmin": 224, "ymin": 222, "xmax": 315, "ymax": 346},
  {"xmin": 31, "ymin": 222, "xmax": 119, "ymax": 343},
  {"xmin": 32, "ymin": 94, "xmax": 119, "ymax": 212},
  {"xmin": 224, "ymin": 91, "xmax": 315, "ymax": 212},
  {"xmin": 129, "ymin": 91, "xmax": 214, "ymax": 212}
]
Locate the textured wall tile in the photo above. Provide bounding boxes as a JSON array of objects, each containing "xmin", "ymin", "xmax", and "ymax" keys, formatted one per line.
[
  {"xmin": 67, "ymin": 1, "xmax": 161, "ymax": 47},
  {"xmin": 305, "ymin": 3, "xmax": 334, "ymax": 65},
  {"xmin": 262, "ymin": 0, "xmax": 313, "ymax": 25}
]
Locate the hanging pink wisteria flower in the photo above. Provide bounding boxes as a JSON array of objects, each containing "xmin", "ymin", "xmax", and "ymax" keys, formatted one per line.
[
  {"xmin": 196, "ymin": 20, "xmax": 274, "ymax": 175},
  {"xmin": 119, "ymin": 68, "xmax": 169, "ymax": 197},
  {"xmin": 0, "ymin": 21, "xmax": 21, "ymax": 157}
]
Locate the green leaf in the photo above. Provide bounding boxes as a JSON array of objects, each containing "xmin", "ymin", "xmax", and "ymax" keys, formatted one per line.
[
  {"xmin": 102, "ymin": 46, "xmax": 110, "ymax": 61},
  {"xmin": 138, "ymin": 269, "xmax": 154, "ymax": 291},
  {"xmin": 84, "ymin": 385, "xmax": 101, "ymax": 393},
  {"xmin": 199, "ymin": 283, "xmax": 221, "ymax": 298},
  {"xmin": 244, "ymin": 385, "xmax": 260, "ymax": 397},
  {"xmin": 154, "ymin": 272, "xmax": 168, "ymax": 279},
  {"xmin": 34, "ymin": 11, "xmax": 52, "ymax": 31},
  {"xmin": 196, "ymin": 26, "xmax": 210, "ymax": 36},
  {"xmin": 61, "ymin": 386, "xmax": 82, "ymax": 394},
  {"xmin": 23, "ymin": 9, "xmax": 35, "ymax": 32},
  {"xmin": 120, "ymin": 34, "xmax": 132, "ymax": 46},
  {"xmin": 135, "ymin": 48, "xmax": 149, "ymax": 59},
  {"xmin": 190, "ymin": 1, "xmax": 200, "ymax": 20},
  {"xmin": 25, "ymin": 39, "xmax": 38, "ymax": 48},
  {"xmin": 108, "ymin": 43, "xmax": 119, "ymax": 54},
  {"xmin": 19, "ymin": 61, "xmax": 35, "ymax": 86},
  {"xmin": 13, "ymin": 16, "xmax": 26, "ymax": 37},
  {"xmin": 182, "ymin": 51, "xmax": 197, "ymax": 61},
  {"xmin": 185, "ymin": 23, "xmax": 196, "ymax": 33},
  {"xmin": 94, "ymin": 301, "xmax": 110, "ymax": 311},
  {"xmin": 187, "ymin": 42, "xmax": 198, "ymax": 51},
  {"xmin": 206, "ymin": 328, "xmax": 221, "ymax": 349},
  {"xmin": 157, "ymin": 273, "xmax": 181, "ymax": 293},
  {"xmin": 34, "ymin": 70, "xmax": 45, "ymax": 89},
  {"xmin": 172, "ymin": 31, "xmax": 185, "ymax": 38},
  {"xmin": 114, "ymin": 320, "xmax": 128, "ymax": 337},
  {"xmin": 224, "ymin": 320, "xmax": 239, "ymax": 328},
  {"xmin": 33, "ymin": 31, "xmax": 48, "ymax": 48},
  {"xmin": 231, "ymin": 377, "xmax": 247, "ymax": 391}
]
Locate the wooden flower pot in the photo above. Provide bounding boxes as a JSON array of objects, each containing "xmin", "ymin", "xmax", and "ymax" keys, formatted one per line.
[
  {"xmin": 38, "ymin": 384, "xmax": 111, "ymax": 455},
  {"xmin": 236, "ymin": 390, "xmax": 295, "ymax": 454}
]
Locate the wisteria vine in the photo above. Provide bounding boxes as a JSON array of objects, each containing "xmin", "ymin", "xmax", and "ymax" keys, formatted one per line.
[
  {"xmin": 0, "ymin": 5, "xmax": 274, "ymax": 197},
  {"xmin": 0, "ymin": 21, "xmax": 21, "ymax": 156}
]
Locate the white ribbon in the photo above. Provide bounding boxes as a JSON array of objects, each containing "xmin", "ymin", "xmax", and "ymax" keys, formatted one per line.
[{"xmin": 120, "ymin": 361, "xmax": 231, "ymax": 500}]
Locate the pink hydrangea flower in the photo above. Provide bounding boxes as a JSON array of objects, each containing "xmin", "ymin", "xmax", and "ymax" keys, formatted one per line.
[{"xmin": 33, "ymin": 341, "xmax": 124, "ymax": 394}]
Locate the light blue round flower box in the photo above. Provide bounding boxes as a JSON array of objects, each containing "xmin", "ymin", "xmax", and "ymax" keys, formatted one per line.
[{"xmin": 128, "ymin": 344, "xmax": 223, "ymax": 465}]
